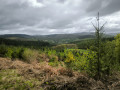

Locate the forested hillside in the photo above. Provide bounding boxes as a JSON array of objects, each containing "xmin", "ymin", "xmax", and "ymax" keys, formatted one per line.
[
  {"xmin": 0, "ymin": 32, "xmax": 120, "ymax": 89},
  {"xmin": 0, "ymin": 32, "xmax": 114, "ymax": 44},
  {"xmin": 0, "ymin": 38, "xmax": 51, "ymax": 49}
]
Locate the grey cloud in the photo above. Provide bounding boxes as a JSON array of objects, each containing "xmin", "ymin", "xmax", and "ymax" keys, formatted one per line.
[
  {"xmin": 57, "ymin": 0, "xmax": 66, "ymax": 3},
  {"xmin": 0, "ymin": 0, "xmax": 120, "ymax": 35},
  {"xmin": 86, "ymin": 0, "xmax": 120, "ymax": 16},
  {"xmin": 100, "ymin": 0, "xmax": 120, "ymax": 15},
  {"xmin": 86, "ymin": 0, "xmax": 103, "ymax": 12}
]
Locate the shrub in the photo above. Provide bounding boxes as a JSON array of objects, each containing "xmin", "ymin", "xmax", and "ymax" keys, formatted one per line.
[
  {"xmin": 49, "ymin": 61, "xmax": 59, "ymax": 67},
  {"xmin": 11, "ymin": 47, "xmax": 22, "ymax": 59},
  {"xmin": 19, "ymin": 48, "xmax": 25, "ymax": 59},
  {"xmin": 57, "ymin": 52, "xmax": 65, "ymax": 61},
  {"xmin": 48, "ymin": 55, "xmax": 59, "ymax": 67},
  {"xmin": 65, "ymin": 52, "xmax": 75, "ymax": 63},
  {"xmin": 22, "ymin": 49, "xmax": 39, "ymax": 63},
  {"xmin": 0, "ymin": 44, "xmax": 8, "ymax": 57},
  {"xmin": 49, "ymin": 55, "xmax": 58, "ymax": 62},
  {"xmin": 115, "ymin": 34, "xmax": 120, "ymax": 64},
  {"xmin": 64, "ymin": 51, "xmax": 76, "ymax": 69},
  {"xmin": 5, "ymin": 48, "xmax": 13, "ymax": 58}
]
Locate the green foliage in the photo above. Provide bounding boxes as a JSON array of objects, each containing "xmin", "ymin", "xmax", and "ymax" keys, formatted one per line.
[
  {"xmin": 63, "ymin": 49, "xmax": 92, "ymax": 72},
  {"xmin": 65, "ymin": 49, "xmax": 97, "ymax": 76},
  {"xmin": 44, "ymin": 49, "xmax": 59, "ymax": 67},
  {"xmin": 0, "ymin": 38, "xmax": 51, "ymax": 49},
  {"xmin": 73, "ymin": 39, "xmax": 95, "ymax": 49},
  {"xmin": 5, "ymin": 48, "xmax": 13, "ymax": 58},
  {"xmin": 0, "ymin": 33, "xmax": 120, "ymax": 80},
  {"xmin": 22, "ymin": 49, "xmax": 39, "ymax": 63},
  {"xmin": 49, "ymin": 61, "xmax": 59, "ymax": 67},
  {"xmin": 85, "ymin": 51, "xmax": 97, "ymax": 77},
  {"xmin": 101, "ymin": 41, "xmax": 116, "ymax": 73},
  {"xmin": 53, "ymin": 44, "xmax": 78, "ymax": 51},
  {"xmin": 58, "ymin": 52, "xmax": 65, "ymax": 61},
  {"xmin": 0, "ymin": 69, "xmax": 43, "ymax": 90},
  {"xmin": 0, "ymin": 45, "xmax": 39, "ymax": 62},
  {"xmin": 12, "ymin": 47, "xmax": 21, "ymax": 59},
  {"xmin": 115, "ymin": 34, "xmax": 120, "ymax": 64},
  {"xmin": 0, "ymin": 44, "xmax": 8, "ymax": 57},
  {"xmin": 65, "ymin": 51, "xmax": 75, "ymax": 63},
  {"xmin": 45, "ymin": 49, "xmax": 57, "ymax": 57}
]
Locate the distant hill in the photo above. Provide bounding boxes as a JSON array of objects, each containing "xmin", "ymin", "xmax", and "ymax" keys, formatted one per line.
[
  {"xmin": 0, "ymin": 34, "xmax": 32, "ymax": 38},
  {"xmin": 0, "ymin": 32, "xmax": 114, "ymax": 44},
  {"xmin": 0, "ymin": 34, "xmax": 35, "ymax": 41},
  {"xmin": 33, "ymin": 32, "xmax": 96, "ymax": 43}
]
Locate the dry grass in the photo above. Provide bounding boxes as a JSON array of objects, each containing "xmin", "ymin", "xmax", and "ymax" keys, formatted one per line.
[
  {"xmin": 39, "ymin": 53, "xmax": 49, "ymax": 62},
  {"xmin": 0, "ymin": 57, "xmax": 120, "ymax": 90}
]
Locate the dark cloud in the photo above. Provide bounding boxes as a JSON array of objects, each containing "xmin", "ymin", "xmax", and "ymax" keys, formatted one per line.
[
  {"xmin": 86, "ymin": 0, "xmax": 120, "ymax": 16},
  {"xmin": 100, "ymin": 0, "xmax": 120, "ymax": 15},
  {"xmin": 86, "ymin": 0, "xmax": 103, "ymax": 12}
]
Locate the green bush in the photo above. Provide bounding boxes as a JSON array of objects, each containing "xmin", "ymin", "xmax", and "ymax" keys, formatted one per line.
[
  {"xmin": 5, "ymin": 48, "xmax": 13, "ymax": 58},
  {"xmin": 57, "ymin": 52, "xmax": 65, "ymax": 61},
  {"xmin": 11, "ymin": 47, "xmax": 22, "ymax": 59},
  {"xmin": 22, "ymin": 49, "xmax": 39, "ymax": 63},
  {"xmin": 48, "ymin": 53, "xmax": 59, "ymax": 67},
  {"xmin": 49, "ymin": 61, "xmax": 59, "ymax": 67},
  {"xmin": 0, "ymin": 44, "xmax": 8, "ymax": 57},
  {"xmin": 115, "ymin": 34, "xmax": 120, "ymax": 64},
  {"xmin": 19, "ymin": 48, "xmax": 25, "ymax": 59}
]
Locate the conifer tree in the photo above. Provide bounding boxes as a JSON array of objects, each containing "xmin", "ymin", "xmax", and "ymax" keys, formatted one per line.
[{"xmin": 92, "ymin": 12, "xmax": 106, "ymax": 79}]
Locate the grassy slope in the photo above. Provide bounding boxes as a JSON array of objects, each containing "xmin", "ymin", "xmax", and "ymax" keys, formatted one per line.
[{"xmin": 0, "ymin": 58, "xmax": 120, "ymax": 90}]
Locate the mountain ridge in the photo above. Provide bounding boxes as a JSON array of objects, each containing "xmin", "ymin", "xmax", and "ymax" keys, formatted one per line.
[{"xmin": 0, "ymin": 32, "xmax": 114, "ymax": 44}]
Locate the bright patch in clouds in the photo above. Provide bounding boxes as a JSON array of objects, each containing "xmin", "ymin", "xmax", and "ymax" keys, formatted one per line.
[
  {"xmin": 28, "ymin": 0, "xmax": 44, "ymax": 7},
  {"xmin": 103, "ymin": 11, "xmax": 120, "ymax": 29}
]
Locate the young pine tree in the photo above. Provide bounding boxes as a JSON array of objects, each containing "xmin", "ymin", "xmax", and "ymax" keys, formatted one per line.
[{"xmin": 92, "ymin": 12, "xmax": 106, "ymax": 79}]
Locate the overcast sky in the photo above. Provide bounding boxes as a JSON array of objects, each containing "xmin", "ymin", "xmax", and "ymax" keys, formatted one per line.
[{"xmin": 0, "ymin": 0, "xmax": 120, "ymax": 35}]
